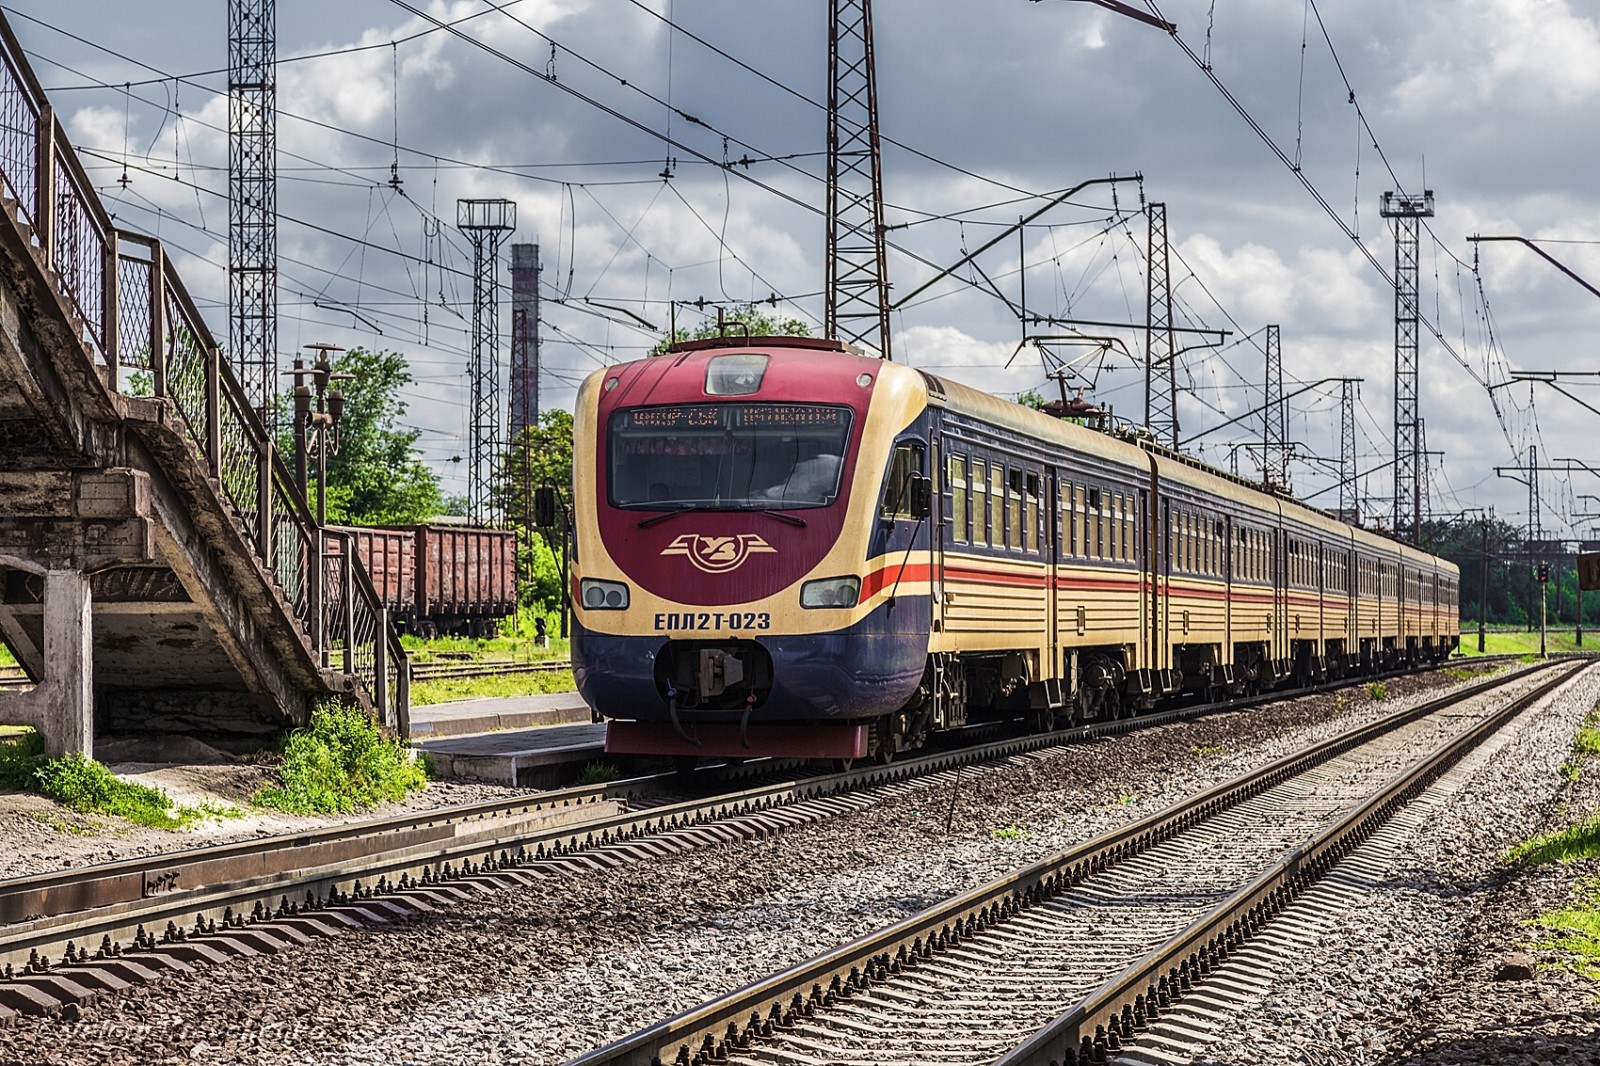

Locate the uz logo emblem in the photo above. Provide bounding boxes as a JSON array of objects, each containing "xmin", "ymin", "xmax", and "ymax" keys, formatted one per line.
[{"xmin": 661, "ymin": 533, "xmax": 777, "ymax": 574}]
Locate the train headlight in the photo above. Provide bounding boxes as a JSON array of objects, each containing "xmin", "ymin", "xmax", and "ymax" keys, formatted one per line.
[
  {"xmin": 580, "ymin": 579, "xmax": 630, "ymax": 610},
  {"xmin": 800, "ymin": 576, "xmax": 860, "ymax": 609}
]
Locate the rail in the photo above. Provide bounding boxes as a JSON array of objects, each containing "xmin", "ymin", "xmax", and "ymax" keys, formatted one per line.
[{"xmin": 0, "ymin": 16, "xmax": 406, "ymax": 731}]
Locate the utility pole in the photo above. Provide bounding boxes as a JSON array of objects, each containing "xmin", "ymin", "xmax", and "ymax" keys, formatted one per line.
[
  {"xmin": 1479, "ymin": 517, "xmax": 1488, "ymax": 653},
  {"xmin": 458, "ymin": 199, "xmax": 516, "ymax": 526},
  {"xmin": 1263, "ymin": 325, "xmax": 1287, "ymax": 491},
  {"xmin": 1380, "ymin": 189, "xmax": 1433, "ymax": 546},
  {"xmin": 1145, "ymin": 202, "xmax": 1177, "ymax": 447},
  {"xmin": 825, "ymin": 0, "xmax": 891, "ymax": 359},
  {"xmin": 228, "ymin": 0, "xmax": 277, "ymax": 425}
]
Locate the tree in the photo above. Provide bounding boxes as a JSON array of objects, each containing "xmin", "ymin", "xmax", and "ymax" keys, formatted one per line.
[
  {"xmin": 651, "ymin": 304, "xmax": 810, "ymax": 354},
  {"xmin": 498, "ymin": 410, "xmax": 574, "ymax": 527},
  {"xmin": 277, "ymin": 348, "xmax": 443, "ymax": 526},
  {"xmin": 1017, "ymin": 388, "xmax": 1048, "ymax": 411}
]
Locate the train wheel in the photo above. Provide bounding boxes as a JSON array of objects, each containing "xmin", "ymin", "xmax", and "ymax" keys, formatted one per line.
[
  {"xmin": 672, "ymin": 755, "xmax": 698, "ymax": 775},
  {"xmin": 874, "ymin": 745, "xmax": 895, "ymax": 766},
  {"xmin": 833, "ymin": 758, "xmax": 855, "ymax": 773},
  {"xmin": 1034, "ymin": 707, "xmax": 1057, "ymax": 733}
]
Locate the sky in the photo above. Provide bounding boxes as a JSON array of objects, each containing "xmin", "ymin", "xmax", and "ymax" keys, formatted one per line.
[{"xmin": 8, "ymin": 0, "xmax": 1600, "ymax": 541}]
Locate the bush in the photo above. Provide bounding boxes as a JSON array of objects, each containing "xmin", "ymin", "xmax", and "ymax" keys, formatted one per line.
[
  {"xmin": 254, "ymin": 701, "xmax": 428, "ymax": 814},
  {"xmin": 1365, "ymin": 682, "xmax": 1388, "ymax": 701},
  {"xmin": 0, "ymin": 729, "xmax": 46, "ymax": 789}
]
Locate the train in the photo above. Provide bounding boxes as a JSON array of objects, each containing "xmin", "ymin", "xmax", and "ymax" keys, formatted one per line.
[
  {"xmin": 328, "ymin": 523, "xmax": 518, "ymax": 637},
  {"xmin": 570, "ymin": 335, "xmax": 1460, "ymax": 764}
]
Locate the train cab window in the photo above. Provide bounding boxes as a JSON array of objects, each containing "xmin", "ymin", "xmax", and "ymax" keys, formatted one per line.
[
  {"xmin": 881, "ymin": 441, "xmax": 925, "ymax": 519},
  {"xmin": 990, "ymin": 465, "xmax": 1006, "ymax": 547},
  {"xmin": 948, "ymin": 454, "xmax": 968, "ymax": 544}
]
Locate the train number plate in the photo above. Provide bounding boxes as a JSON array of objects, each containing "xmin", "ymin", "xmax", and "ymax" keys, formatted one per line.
[{"xmin": 653, "ymin": 611, "xmax": 771, "ymax": 632}]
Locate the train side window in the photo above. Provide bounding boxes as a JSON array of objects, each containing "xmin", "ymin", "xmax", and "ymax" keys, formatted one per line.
[
  {"xmin": 1007, "ymin": 469, "xmax": 1023, "ymax": 551},
  {"xmin": 972, "ymin": 459, "xmax": 988, "ymax": 548},
  {"xmin": 1061, "ymin": 481, "xmax": 1073, "ymax": 556},
  {"xmin": 948, "ymin": 454, "xmax": 968, "ymax": 544},
  {"xmin": 1120, "ymin": 495, "xmax": 1131, "ymax": 563},
  {"xmin": 1026, "ymin": 474, "xmax": 1040, "ymax": 554},
  {"xmin": 990, "ymin": 464, "xmax": 1006, "ymax": 548},
  {"xmin": 1075, "ymin": 485, "xmax": 1086, "ymax": 558}
]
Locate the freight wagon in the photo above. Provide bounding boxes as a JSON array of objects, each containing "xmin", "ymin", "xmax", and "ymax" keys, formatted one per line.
[{"xmin": 328, "ymin": 523, "xmax": 518, "ymax": 637}]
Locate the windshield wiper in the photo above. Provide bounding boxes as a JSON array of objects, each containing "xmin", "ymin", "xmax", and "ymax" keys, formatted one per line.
[{"xmin": 636, "ymin": 505, "xmax": 807, "ymax": 529}]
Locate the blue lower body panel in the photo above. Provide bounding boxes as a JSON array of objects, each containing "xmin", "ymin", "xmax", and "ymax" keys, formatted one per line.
[{"xmin": 573, "ymin": 597, "xmax": 929, "ymax": 732}]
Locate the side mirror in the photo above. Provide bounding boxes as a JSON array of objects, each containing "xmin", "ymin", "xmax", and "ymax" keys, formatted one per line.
[
  {"xmin": 534, "ymin": 485, "xmax": 560, "ymax": 529},
  {"xmin": 908, "ymin": 474, "xmax": 933, "ymax": 520}
]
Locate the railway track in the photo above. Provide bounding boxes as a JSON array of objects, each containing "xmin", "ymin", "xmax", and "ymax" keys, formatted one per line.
[
  {"xmin": 407, "ymin": 657, "xmax": 571, "ymax": 682},
  {"xmin": 562, "ymin": 660, "xmax": 1579, "ymax": 1066},
  {"xmin": 0, "ymin": 666, "xmax": 30, "ymax": 691},
  {"xmin": 0, "ymin": 659, "xmax": 1522, "ymax": 1020}
]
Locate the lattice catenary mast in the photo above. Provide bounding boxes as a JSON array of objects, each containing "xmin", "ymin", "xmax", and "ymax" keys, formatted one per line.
[
  {"xmin": 458, "ymin": 199, "xmax": 516, "ymax": 525},
  {"xmin": 1144, "ymin": 202, "xmax": 1177, "ymax": 447},
  {"xmin": 228, "ymin": 0, "xmax": 277, "ymax": 424},
  {"xmin": 1381, "ymin": 189, "xmax": 1434, "ymax": 545},
  {"xmin": 1263, "ymin": 324, "xmax": 1287, "ymax": 491},
  {"xmin": 1339, "ymin": 379, "xmax": 1358, "ymax": 524},
  {"xmin": 825, "ymin": 0, "xmax": 891, "ymax": 359}
]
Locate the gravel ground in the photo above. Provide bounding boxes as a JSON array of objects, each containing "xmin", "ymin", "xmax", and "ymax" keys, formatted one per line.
[
  {"xmin": 1182, "ymin": 663, "xmax": 1600, "ymax": 1066},
  {"xmin": 0, "ymin": 664, "xmax": 1549, "ymax": 1066}
]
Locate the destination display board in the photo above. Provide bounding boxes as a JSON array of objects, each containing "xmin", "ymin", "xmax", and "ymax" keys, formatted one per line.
[{"xmin": 620, "ymin": 404, "xmax": 850, "ymax": 431}]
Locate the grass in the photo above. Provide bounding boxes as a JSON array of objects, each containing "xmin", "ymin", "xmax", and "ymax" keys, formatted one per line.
[
  {"xmin": 253, "ymin": 700, "xmax": 429, "ymax": 814},
  {"xmin": 1504, "ymin": 818, "xmax": 1600, "ymax": 866},
  {"xmin": 1365, "ymin": 681, "xmax": 1388, "ymax": 701},
  {"xmin": 0, "ymin": 730, "xmax": 238, "ymax": 829},
  {"xmin": 1190, "ymin": 744, "xmax": 1226, "ymax": 757},
  {"xmin": 992, "ymin": 825, "xmax": 1028, "ymax": 841},
  {"xmin": 1456, "ymin": 628, "xmax": 1596, "ymax": 658},
  {"xmin": 0, "ymin": 642, "xmax": 16, "ymax": 668},
  {"xmin": 411, "ymin": 667, "xmax": 577, "ymax": 707},
  {"xmin": 1526, "ymin": 877, "xmax": 1600, "ymax": 982}
]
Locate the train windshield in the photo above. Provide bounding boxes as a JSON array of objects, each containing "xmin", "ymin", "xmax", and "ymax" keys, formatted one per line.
[{"xmin": 609, "ymin": 403, "xmax": 853, "ymax": 510}]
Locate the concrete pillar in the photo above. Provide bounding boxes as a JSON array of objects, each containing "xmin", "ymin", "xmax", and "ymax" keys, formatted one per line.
[{"xmin": 41, "ymin": 569, "xmax": 93, "ymax": 757}]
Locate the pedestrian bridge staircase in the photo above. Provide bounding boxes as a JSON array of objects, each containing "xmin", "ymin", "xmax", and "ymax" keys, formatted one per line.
[{"xmin": 0, "ymin": 18, "xmax": 408, "ymax": 755}]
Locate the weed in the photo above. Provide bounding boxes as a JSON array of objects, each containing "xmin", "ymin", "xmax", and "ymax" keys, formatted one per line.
[
  {"xmin": 1559, "ymin": 761, "xmax": 1582, "ymax": 783},
  {"xmin": 1526, "ymin": 877, "xmax": 1600, "ymax": 982},
  {"xmin": 253, "ymin": 701, "xmax": 428, "ymax": 814},
  {"xmin": 1117, "ymin": 792, "xmax": 1139, "ymax": 806},
  {"xmin": 32, "ymin": 753, "xmax": 235, "ymax": 829},
  {"xmin": 1504, "ymin": 816, "xmax": 1600, "ymax": 866},
  {"xmin": 1365, "ymin": 682, "xmax": 1388, "ymax": 702},
  {"xmin": 1333, "ymin": 694, "xmax": 1351, "ymax": 715},
  {"xmin": 578, "ymin": 761, "xmax": 620, "ymax": 785},
  {"xmin": 1190, "ymin": 744, "xmax": 1226, "ymax": 757},
  {"xmin": 1576, "ymin": 726, "xmax": 1600, "ymax": 758},
  {"xmin": 992, "ymin": 825, "xmax": 1028, "ymax": 841},
  {"xmin": 0, "ymin": 730, "xmax": 46, "ymax": 789}
]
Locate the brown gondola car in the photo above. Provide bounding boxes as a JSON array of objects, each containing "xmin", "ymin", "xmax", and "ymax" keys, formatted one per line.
[{"xmin": 328, "ymin": 523, "xmax": 517, "ymax": 637}]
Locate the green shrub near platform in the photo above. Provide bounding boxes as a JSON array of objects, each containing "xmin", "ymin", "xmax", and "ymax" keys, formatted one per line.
[{"xmin": 253, "ymin": 701, "xmax": 428, "ymax": 814}]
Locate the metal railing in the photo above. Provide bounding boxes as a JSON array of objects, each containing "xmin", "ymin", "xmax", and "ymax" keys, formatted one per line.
[{"xmin": 0, "ymin": 15, "xmax": 407, "ymax": 731}]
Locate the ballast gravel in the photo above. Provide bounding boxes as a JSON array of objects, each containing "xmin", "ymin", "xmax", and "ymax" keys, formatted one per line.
[{"xmin": 0, "ymin": 664, "xmax": 1590, "ymax": 1066}]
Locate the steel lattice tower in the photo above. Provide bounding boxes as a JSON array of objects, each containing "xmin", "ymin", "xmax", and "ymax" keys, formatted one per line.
[
  {"xmin": 825, "ymin": 0, "xmax": 891, "ymax": 359},
  {"xmin": 1381, "ymin": 190, "xmax": 1433, "ymax": 545},
  {"xmin": 228, "ymin": 0, "xmax": 277, "ymax": 422},
  {"xmin": 1263, "ymin": 324, "xmax": 1287, "ymax": 490},
  {"xmin": 458, "ymin": 199, "xmax": 516, "ymax": 525},
  {"xmin": 1339, "ymin": 379, "xmax": 1358, "ymax": 523},
  {"xmin": 1527, "ymin": 444, "xmax": 1541, "ymax": 542},
  {"xmin": 1144, "ymin": 202, "xmax": 1177, "ymax": 447},
  {"xmin": 510, "ymin": 243, "xmax": 541, "ymax": 440}
]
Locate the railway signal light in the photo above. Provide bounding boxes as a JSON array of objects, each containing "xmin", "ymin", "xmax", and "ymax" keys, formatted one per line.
[{"xmin": 1536, "ymin": 562, "xmax": 1550, "ymax": 583}]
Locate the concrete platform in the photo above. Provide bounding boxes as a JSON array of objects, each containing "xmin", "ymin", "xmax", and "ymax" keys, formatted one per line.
[
  {"xmin": 408, "ymin": 691, "xmax": 595, "ymax": 738},
  {"xmin": 409, "ymin": 691, "xmax": 608, "ymax": 786}
]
